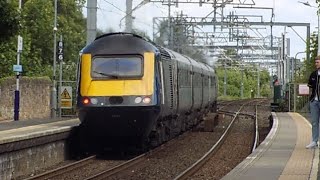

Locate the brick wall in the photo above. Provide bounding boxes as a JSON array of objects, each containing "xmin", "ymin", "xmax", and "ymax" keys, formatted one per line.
[{"xmin": 0, "ymin": 77, "xmax": 51, "ymax": 121}]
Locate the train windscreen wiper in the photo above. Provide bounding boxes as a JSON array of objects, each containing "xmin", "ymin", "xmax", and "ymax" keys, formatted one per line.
[{"xmin": 93, "ymin": 70, "xmax": 119, "ymax": 79}]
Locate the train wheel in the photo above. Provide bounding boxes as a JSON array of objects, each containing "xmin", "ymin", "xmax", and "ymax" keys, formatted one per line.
[
  {"xmin": 181, "ymin": 117, "xmax": 186, "ymax": 132},
  {"xmin": 149, "ymin": 129, "xmax": 161, "ymax": 148}
]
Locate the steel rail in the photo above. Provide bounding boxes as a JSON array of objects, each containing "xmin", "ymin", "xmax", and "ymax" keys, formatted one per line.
[
  {"xmin": 217, "ymin": 99, "xmax": 257, "ymax": 111},
  {"xmin": 24, "ymin": 155, "xmax": 96, "ymax": 180},
  {"xmin": 83, "ymin": 153, "xmax": 146, "ymax": 180},
  {"xmin": 83, "ymin": 146, "xmax": 165, "ymax": 180},
  {"xmin": 219, "ymin": 110, "xmax": 255, "ymax": 118},
  {"xmin": 252, "ymin": 105, "xmax": 259, "ymax": 152},
  {"xmin": 173, "ymin": 103, "xmax": 247, "ymax": 180}
]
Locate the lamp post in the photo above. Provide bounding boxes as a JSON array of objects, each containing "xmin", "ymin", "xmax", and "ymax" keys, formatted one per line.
[
  {"xmin": 14, "ymin": 0, "xmax": 23, "ymax": 121},
  {"xmin": 51, "ymin": 0, "xmax": 58, "ymax": 118},
  {"xmin": 298, "ymin": 1, "xmax": 320, "ymax": 55}
]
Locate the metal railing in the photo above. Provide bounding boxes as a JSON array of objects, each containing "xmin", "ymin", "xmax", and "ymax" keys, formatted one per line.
[{"xmin": 287, "ymin": 83, "xmax": 309, "ymax": 113}]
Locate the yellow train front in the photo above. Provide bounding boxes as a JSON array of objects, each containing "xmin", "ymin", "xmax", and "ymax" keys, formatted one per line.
[{"xmin": 76, "ymin": 32, "xmax": 217, "ymax": 150}]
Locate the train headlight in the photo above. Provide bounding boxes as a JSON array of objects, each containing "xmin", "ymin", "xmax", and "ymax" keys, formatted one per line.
[
  {"xmin": 83, "ymin": 97, "xmax": 90, "ymax": 105},
  {"xmin": 143, "ymin": 97, "xmax": 151, "ymax": 104},
  {"xmin": 91, "ymin": 98, "xmax": 98, "ymax": 105},
  {"xmin": 134, "ymin": 97, "xmax": 142, "ymax": 104}
]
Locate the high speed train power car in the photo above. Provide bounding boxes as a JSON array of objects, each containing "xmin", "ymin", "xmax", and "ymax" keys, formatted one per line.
[{"xmin": 76, "ymin": 32, "xmax": 217, "ymax": 150}]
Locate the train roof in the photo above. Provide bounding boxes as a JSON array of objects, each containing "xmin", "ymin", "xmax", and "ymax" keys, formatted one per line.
[
  {"xmin": 82, "ymin": 33, "xmax": 215, "ymax": 75},
  {"xmin": 164, "ymin": 48, "xmax": 214, "ymax": 74},
  {"xmin": 82, "ymin": 32, "xmax": 158, "ymax": 55},
  {"xmin": 95, "ymin": 32, "xmax": 149, "ymax": 42}
]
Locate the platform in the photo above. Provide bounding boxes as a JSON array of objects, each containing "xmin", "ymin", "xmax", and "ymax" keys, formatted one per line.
[
  {"xmin": 222, "ymin": 112, "xmax": 319, "ymax": 180},
  {"xmin": 0, "ymin": 118, "xmax": 80, "ymax": 145}
]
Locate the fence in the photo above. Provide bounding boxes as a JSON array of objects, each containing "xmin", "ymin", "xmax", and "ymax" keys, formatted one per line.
[{"xmin": 287, "ymin": 83, "xmax": 310, "ymax": 113}]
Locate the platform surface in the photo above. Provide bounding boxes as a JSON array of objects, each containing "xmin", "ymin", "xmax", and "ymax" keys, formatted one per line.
[
  {"xmin": 0, "ymin": 118, "xmax": 80, "ymax": 144},
  {"xmin": 222, "ymin": 112, "xmax": 319, "ymax": 180}
]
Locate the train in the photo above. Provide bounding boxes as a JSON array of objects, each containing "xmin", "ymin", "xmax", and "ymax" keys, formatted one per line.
[{"xmin": 76, "ymin": 32, "xmax": 218, "ymax": 151}]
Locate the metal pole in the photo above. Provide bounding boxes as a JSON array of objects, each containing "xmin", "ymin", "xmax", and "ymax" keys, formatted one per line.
[
  {"xmin": 125, "ymin": 0, "xmax": 133, "ymax": 32},
  {"xmin": 306, "ymin": 26, "xmax": 311, "ymax": 63},
  {"xmin": 257, "ymin": 65, "xmax": 260, "ymax": 97},
  {"xmin": 293, "ymin": 83, "xmax": 297, "ymax": 112},
  {"xmin": 277, "ymin": 45, "xmax": 281, "ymax": 86},
  {"xmin": 291, "ymin": 57, "xmax": 294, "ymax": 82},
  {"xmin": 58, "ymin": 35, "xmax": 63, "ymax": 118},
  {"xmin": 271, "ymin": 25, "xmax": 273, "ymax": 60},
  {"xmin": 288, "ymin": 83, "xmax": 291, "ymax": 112},
  {"xmin": 318, "ymin": 13, "xmax": 320, "ymax": 56},
  {"xmin": 14, "ymin": 0, "xmax": 23, "ymax": 121},
  {"xmin": 241, "ymin": 65, "xmax": 243, "ymax": 99},
  {"xmin": 14, "ymin": 40, "xmax": 21, "ymax": 121},
  {"xmin": 282, "ymin": 33, "xmax": 285, "ymax": 86},
  {"xmin": 86, "ymin": 0, "xmax": 97, "ymax": 45},
  {"xmin": 286, "ymin": 38, "xmax": 290, "ymax": 83},
  {"xmin": 51, "ymin": 0, "xmax": 58, "ymax": 118},
  {"xmin": 168, "ymin": 0, "xmax": 172, "ymax": 49},
  {"xmin": 224, "ymin": 61, "xmax": 227, "ymax": 96}
]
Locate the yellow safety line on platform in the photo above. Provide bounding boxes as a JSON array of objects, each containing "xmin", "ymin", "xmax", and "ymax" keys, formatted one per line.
[{"xmin": 279, "ymin": 113, "xmax": 318, "ymax": 180}]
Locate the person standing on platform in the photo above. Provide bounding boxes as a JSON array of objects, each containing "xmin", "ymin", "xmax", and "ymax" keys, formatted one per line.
[{"xmin": 306, "ymin": 55, "xmax": 320, "ymax": 148}]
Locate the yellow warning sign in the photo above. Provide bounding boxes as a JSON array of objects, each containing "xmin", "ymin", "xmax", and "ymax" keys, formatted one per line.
[
  {"xmin": 61, "ymin": 100, "xmax": 72, "ymax": 107},
  {"xmin": 61, "ymin": 88, "xmax": 71, "ymax": 99},
  {"xmin": 60, "ymin": 86, "xmax": 72, "ymax": 109}
]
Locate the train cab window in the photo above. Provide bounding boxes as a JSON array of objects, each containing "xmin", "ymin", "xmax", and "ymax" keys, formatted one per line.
[{"xmin": 91, "ymin": 56, "xmax": 143, "ymax": 79}]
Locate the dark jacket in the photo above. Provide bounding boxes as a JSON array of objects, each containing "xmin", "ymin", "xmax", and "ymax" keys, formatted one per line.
[{"xmin": 308, "ymin": 70, "xmax": 319, "ymax": 101}]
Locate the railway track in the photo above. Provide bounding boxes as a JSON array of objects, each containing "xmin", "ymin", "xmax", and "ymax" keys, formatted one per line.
[
  {"xmin": 24, "ymin": 156, "xmax": 97, "ymax": 180},
  {"xmin": 83, "ymin": 153, "xmax": 147, "ymax": 180},
  {"xmin": 23, "ymin": 154, "xmax": 127, "ymax": 180},
  {"xmin": 21, "ymin": 99, "xmax": 271, "ymax": 180},
  {"xmin": 174, "ymin": 100, "xmax": 258, "ymax": 179},
  {"xmin": 92, "ymin": 99, "xmax": 268, "ymax": 179},
  {"xmin": 24, "ymin": 147, "xmax": 164, "ymax": 180}
]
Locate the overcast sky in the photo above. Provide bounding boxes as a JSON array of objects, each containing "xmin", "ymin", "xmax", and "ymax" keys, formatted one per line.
[{"xmin": 93, "ymin": 0, "xmax": 318, "ymax": 59}]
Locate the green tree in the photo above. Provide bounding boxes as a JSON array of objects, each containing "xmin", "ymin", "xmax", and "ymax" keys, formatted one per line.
[
  {"xmin": 0, "ymin": 0, "xmax": 20, "ymax": 78},
  {"xmin": 0, "ymin": 0, "xmax": 19, "ymax": 41},
  {"xmin": 54, "ymin": 0, "xmax": 86, "ymax": 80},
  {"xmin": 154, "ymin": 19, "xmax": 169, "ymax": 47},
  {"xmin": 0, "ymin": 37, "xmax": 17, "ymax": 77},
  {"xmin": 216, "ymin": 66, "xmax": 271, "ymax": 99},
  {"xmin": 305, "ymin": 32, "xmax": 317, "ymax": 79},
  {"xmin": 260, "ymin": 70, "xmax": 272, "ymax": 97},
  {"xmin": 0, "ymin": 0, "xmax": 86, "ymax": 79},
  {"xmin": 20, "ymin": 0, "xmax": 54, "ymax": 76},
  {"xmin": 296, "ymin": 31, "xmax": 317, "ymax": 83}
]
